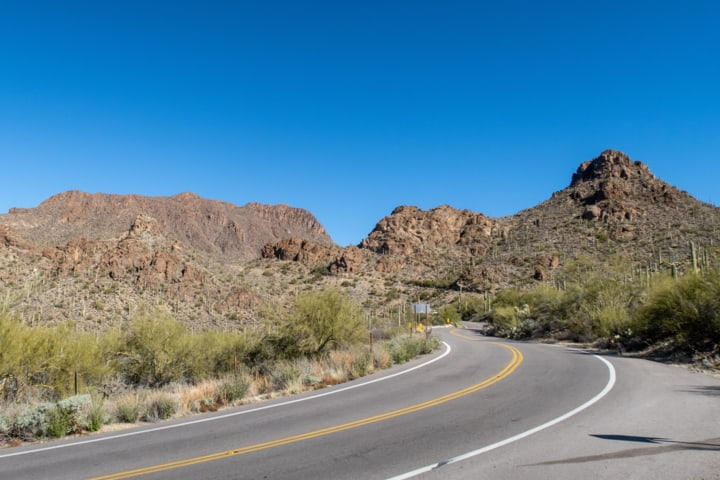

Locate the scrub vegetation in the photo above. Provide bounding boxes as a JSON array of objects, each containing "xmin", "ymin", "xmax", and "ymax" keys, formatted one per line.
[
  {"xmin": 0, "ymin": 288, "xmax": 438, "ymax": 445},
  {"xmin": 447, "ymin": 255, "xmax": 720, "ymax": 363}
]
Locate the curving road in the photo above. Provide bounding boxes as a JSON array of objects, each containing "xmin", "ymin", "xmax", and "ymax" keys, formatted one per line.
[{"xmin": 1, "ymin": 327, "xmax": 718, "ymax": 479}]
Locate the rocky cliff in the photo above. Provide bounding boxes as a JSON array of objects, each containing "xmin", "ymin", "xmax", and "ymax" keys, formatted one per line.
[{"xmin": 1, "ymin": 191, "xmax": 332, "ymax": 261}]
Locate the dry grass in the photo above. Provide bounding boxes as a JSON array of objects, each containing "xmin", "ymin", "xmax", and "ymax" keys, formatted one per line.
[{"xmin": 175, "ymin": 379, "xmax": 221, "ymax": 414}]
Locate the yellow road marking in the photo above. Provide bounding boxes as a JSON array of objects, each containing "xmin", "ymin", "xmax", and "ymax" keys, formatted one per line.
[{"xmin": 90, "ymin": 333, "xmax": 522, "ymax": 479}]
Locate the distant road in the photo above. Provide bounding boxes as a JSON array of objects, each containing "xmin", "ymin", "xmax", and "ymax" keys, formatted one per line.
[{"xmin": 1, "ymin": 327, "xmax": 718, "ymax": 479}]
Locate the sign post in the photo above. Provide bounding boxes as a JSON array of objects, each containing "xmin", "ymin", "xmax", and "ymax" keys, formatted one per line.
[{"xmin": 411, "ymin": 303, "xmax": 430, "ymax": 335}]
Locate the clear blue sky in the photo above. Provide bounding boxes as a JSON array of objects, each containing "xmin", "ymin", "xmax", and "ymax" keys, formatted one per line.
[{"xmin": 1, "ymin": 1, "xmax": 718, "ymax": 246}]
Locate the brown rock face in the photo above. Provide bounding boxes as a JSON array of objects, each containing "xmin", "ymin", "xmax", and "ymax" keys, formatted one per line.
[
  {"xmin": 0, "ymin": 225, "xmax": 34, "ymax": 250},
  {"xmin": 261, "ymin": 238, "xmax": 339, "ymax": 264},
  {"xmin": 361, "ymin": 205, "xmax": 495, "ymax": 258},
  {"xmin": 41, "ymin": 214, "xmax": 200, "ymax": 286},
  {"xmin": 261, "ymin": 239, "xmax": 364, "ymax": 274},
  {"xmin": 570, "ymin": 149, "xmax": 652, "ymax": 186},
  {"xmin": 566, "ymin": 149, "xmax": 682, "ymax": 223},
  {"xmin": 329, "ymin": 246, "xmax": 364, "ymax": 274},
  {"xmin": 1, "ymin": 191, "xmax": 333, "ymax": 261}
]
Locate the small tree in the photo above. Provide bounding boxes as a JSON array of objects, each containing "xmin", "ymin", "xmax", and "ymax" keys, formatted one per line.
[
  {"xmin": 290, "ymin": 288, "xmax": 366, "ymax": 355},
  {"xmin": 116, "ymin": 308, "xmax": 191, "ymax": 387}
]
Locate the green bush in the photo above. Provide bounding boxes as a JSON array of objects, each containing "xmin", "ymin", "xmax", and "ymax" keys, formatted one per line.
[
  {"xmin": 635, "ymin": 273, "xmax": 720, "ymax": 348},
  {"xmin": 269, "ymin": 362, "xmax": 302, "ymax": 391},
  {"xmin": 217, "ymin": 375, "xmax": 250, "ymax": 405},
  {"xmin": 0, "ymin": 314, "xmax": 112, "ymax": 401},
  {"xmin": 45, "ymin": 406, "xmax": 72, "ymax": 438},
  {"xmin": 387, "ymin": 335, "xmax": 437, "ymax": 364},
  {"xmin": 9, "ymin": 404, "xmax": 50, "ymax": 441},
  {"xmin": 114, "ymin": 397, "xmax": 142, "ymax": 423},
  {"xmin": 42, "ymin": 394, "xmax": 95, "ymax": 438},
  {"xmin": 289, "ymin": 288, "xmax": 367, "ymax": 355},
  {"xmin": 142, "ymin": 393, "xmax": 177, "ymax": 422},
  {"xmin": 116, "ymin": 309, "xmax": 192, "ymax": 388},
  {"xmin": 84, "ymin": 400, "xmax": 108, "ymax": 432}
]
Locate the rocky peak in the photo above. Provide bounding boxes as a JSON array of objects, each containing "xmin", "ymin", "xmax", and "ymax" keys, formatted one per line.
[
  {"xmin": 570, "ymin": 149, "xmax": 653, "ymax": 187},
  {"xmin": 360, "ymin": 205, "xmax": 495, "ymax": 267},
  {"xmin": 560, "ymin": 149, "xmax": 683, "ymax": 223}
]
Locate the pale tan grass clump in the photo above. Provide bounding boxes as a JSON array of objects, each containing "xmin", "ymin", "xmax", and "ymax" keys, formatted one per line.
[
  {"xmin": 141, "ymin": 391, "xmax": 178, "ymax": 422},
  {"xmin": 284, "ymin": 376, "xmax": 306, "ymax": 395},
  {"xmin": 109, "ymin": 392, "xmax": 144, "ymax": 423},
  {"xmin": 175, "ymin": 379, "xmax": 220, "ymax": 414},
  {"xmin": 328, "ymin": 350, "xmax": 354, "ymax": 378},
  {"xmin": 248, "ymin": 375, "xmax": 273, "ymax": 399},
  {"xmin": 373, "ymin": 346, "xmax": 392, "ymax": 370}
]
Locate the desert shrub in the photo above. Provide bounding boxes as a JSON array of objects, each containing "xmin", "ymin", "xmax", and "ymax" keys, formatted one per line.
[
  {"xmin": 8, "ymin": 404, "xmax": 50, "ymax": 441},
  {"xmin": 386, "ymin": 335, "xmax": 437, "ymax": 364},
  {"xmin": 84, "ymin": 399, "xmax": 108, "ymax": 432},
  {"xmin": 451, "ymin": 294, "xmax": 484, "ymax": 322},
  {"xmin": 45, "ymin": 405, "xmax": 72, "ymax": 438},
  {"xmin": 437, "ymin": 304, "xmax": 461, "ymax": 325},
  {"xmin": 114, "ymin": 395, "xmax": 143, "ymax": 423},
  {"xmin": 289, "ymin": 288, "xmax": 367, "ymax": 355},
  {"xmin": 141, "ymin": 392, "xmax": 178, "ymax": 422},
  {"xmin": 184, "ymin": 330, "xmax": 248, "ymax": 381},
  {"xmin": 243, "ymin": 323, "xmax": 313, "ymax": 366},
  {"xmin": 373, "ymin": 346, "xmax": 392, "ymax": 369},
  {"xmin": 49, "ymin": 326, "xmax": 111, "ymax": 399},
  {"xmin": 0, "ymin": 314, "xmax": 112, "ymax": 401},
  {"xmin": 593, "ymin": 304, "xmax": 633, "ymax": 339},
  {"xmin": 634, "ymin": 272, "xmax": 720, "ymax": 348},
  {"xmin": 269, "ymin": 362, "xmax": 302, "ymax": 391},
  {"xmin": 217, "ymin": 375, "xmax": 250, "ymax": 405},
  {"xmin": 488, "ymin": 305, "xmax": 522, "ymax": 337},
  {"xmin": 351, "ymin": 349, "xmax": 372, "ymax": 377},
  {"xmin": 0, "ymin": 412, "xmax": 8, "ymax": 442},
  {"xmin": 116, "ymin": 309, "xmax": 192, "ymax": 387},
  {"xmin": 485, "ymin": 284, "xmax": 572, "ymax": 339},
  {"xmin": 27, "ymin": 394, "xmax": 105, "ymax": 438}
]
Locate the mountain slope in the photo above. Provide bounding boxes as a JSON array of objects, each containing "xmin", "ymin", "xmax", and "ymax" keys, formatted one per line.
[
  {"xmin": 1, "ymin": 149, "xmax": 718, "ymax": 331},
  {"xmin": 331, "ymin": 149, "xmax": 720, "ymax": 291},
  {"xmin": 1, "ymin": 191, "xmax": 332, "ymax": 261}
]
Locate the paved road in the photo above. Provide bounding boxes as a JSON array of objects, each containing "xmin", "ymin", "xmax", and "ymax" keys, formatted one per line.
[{"xmin": 1, "ymin": 327, "xmax": 718, "ymax": 479}]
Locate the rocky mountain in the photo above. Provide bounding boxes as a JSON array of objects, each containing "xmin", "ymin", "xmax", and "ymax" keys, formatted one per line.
[
  {"xmin": 1, "ymin": 191, "xmax": 332, "ymax": 262},
  {"xmin": 0, "ymin": 192, "xmax": 331, "ymax": 329},
  {"xmin": 1, "ymin": 150, "xmax": 718, "ymax": 331},
  {"xmin": 266, "ymin": 149, "xmax": 720, "ymax": 292}
]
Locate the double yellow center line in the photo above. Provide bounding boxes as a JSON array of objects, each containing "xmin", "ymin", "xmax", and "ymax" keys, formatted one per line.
[{"xmin": 91, "ymin": 334, "xmax": 522, "ymax": 479}]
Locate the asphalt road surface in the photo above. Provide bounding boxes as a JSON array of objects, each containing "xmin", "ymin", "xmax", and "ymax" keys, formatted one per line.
[{"xmin": 1, "ymin": 327, "xmax": 718, "ymax": 479}]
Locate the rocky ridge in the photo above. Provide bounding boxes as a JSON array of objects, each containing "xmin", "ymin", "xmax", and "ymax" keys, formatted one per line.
[
  {"xmin": 1, "ymin": 150, "xmax": 719, "ymax": 330},
  {"xmin": 2, "ymin": 191, "xmax": 331, "ymax": 262}
]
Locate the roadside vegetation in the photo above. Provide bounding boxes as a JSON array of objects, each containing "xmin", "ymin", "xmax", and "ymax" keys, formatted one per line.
[
  {"xmin": 447, "ymin": 254, "xmax": 720, "ymax": 365},
  {"xmin": 0, "ymin": 288, "xmax": 438, "ymax": 446}
]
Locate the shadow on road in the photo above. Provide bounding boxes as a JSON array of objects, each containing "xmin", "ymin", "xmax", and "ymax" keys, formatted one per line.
[
  {"xmin": 526, "ymin": 434, "xmax": 720, "ymax": 466},
  {"xmin": 679, "ymin": 385, "xmax": 720, "ymax": 397}
]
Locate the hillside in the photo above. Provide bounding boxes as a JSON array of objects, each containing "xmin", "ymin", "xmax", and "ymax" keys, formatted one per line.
[
  {"xmin": 1, "ymin": 191, "xmax": 332, "ymax": 261},
  {"xmin": 1, "ymin": 150, "xmax": 719, "ymax": 331}
]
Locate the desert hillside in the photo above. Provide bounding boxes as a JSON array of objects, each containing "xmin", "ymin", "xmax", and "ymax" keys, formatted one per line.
[{"xmin": 1, "ymin": 150, "xmax": 718, "ymax": 331}]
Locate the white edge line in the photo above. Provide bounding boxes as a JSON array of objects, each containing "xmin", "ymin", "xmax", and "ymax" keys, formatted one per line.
[
  {"xmin": 386, "ymin": 353, "xmax": 617, "ymax": 480},
  {"xmin": 0, "ymin": 341, "xmax": 452, "ymax": 459}
]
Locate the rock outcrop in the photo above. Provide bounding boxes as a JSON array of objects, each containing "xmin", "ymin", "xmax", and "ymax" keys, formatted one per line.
[
  {"xmin": 261, "ymin": 238, "xmax": 339, "ymax": 264},
  {"xmin": 1, "ymin": 191, "xmax": 333, "ymax": 261},
  {"xmin": 361, "ymin": 205, "xmax": 495, "ymax": 257},
  {"xmin": 567, "ymin": 149, "xmax": 682, "ymax": 223},
  {"xmin": 2, "ymin": 149, "xmax": 719, "ymax": 330}
]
